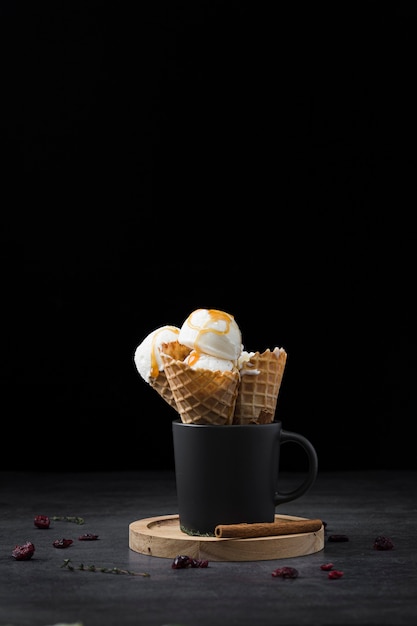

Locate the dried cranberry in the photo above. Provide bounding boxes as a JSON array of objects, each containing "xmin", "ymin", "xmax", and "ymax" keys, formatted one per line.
[
  {"xmin": 320, "ymin": 563, "xmax": 334, "ymax": 570},
  {"xmin": 172, "ymin": 555, "xmax": 209, "ymax": 569},
  {"xmin": 12, "ymin": 541, "xmax": 35, "ymax": 560},
  {"xmin": 78, "ymin": 533, "xmax": 99, "ymax": 541},
  {"xmin": 52, "ymin": 538, "xmax": 73, "ymax": 549},
  {"xmin": 328, "ymin": 570, "xmax": 344, "ymax": 579},
  {"xmin": 34, "ymin": 515, "xmax": 50, "ymax": 529},
  {"xmin": 373, "ymin": 535, "xmax": 394, "ymax": 550},
  {"xmin": 172, "ymin": 555, "xmax": 192, "ymax": 569},
  {"xmin": 271, "ymin": 566, "xmax": 298, "ymax": 578},
  {"xmin": 328, "ymin": 534, "xmax": 349, "ymax": 542}
]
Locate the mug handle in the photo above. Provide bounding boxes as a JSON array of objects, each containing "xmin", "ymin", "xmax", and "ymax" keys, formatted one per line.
[{"xmin": 274, "ymin": 429, "xmax": 318, "ymax": 505}]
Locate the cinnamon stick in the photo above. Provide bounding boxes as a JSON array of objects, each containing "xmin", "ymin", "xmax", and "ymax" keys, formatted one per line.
[{"xmin": 215, "ymin": 518, "xmax": 322, "ymax": 539}]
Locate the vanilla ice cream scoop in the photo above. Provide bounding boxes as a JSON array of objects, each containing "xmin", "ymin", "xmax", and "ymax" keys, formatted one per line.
[
  {"xmin": 184, "ymin": 349, "xmax": 237, "ymax": 372},
  {"xmin": 134, "ymin": 325, "xmax": 180, "ymax": 382},
  {"xmin": 178, "ymin": 308, "xmax": 242, "ymax": 362}
]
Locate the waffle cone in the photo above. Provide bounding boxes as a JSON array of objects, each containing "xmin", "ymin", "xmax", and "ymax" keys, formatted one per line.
[
  {"xmin": 149, "ymin": 371, "xmax": 178, "ymax": 410},
  {"xmin": 233, "ymin": 347, "xmax": 287, "ymax": 424},
  {"xmin": 159, "ymin": 341, "xmax": 240, "ymax": 425},
  {"xmin": 149, "ymin": 341, "xmax": 191, "ymax": 411}
]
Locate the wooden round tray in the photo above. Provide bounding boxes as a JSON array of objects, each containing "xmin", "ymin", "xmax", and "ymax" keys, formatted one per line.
[{"xmin": 129, "ymin": 514, "xmax": 324, "ymax": 562}]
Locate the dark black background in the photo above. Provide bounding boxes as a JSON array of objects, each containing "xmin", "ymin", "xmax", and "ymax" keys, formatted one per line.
[{"xmin": 2, "ymin": 2, "xmax": 416, "ymax": 471}]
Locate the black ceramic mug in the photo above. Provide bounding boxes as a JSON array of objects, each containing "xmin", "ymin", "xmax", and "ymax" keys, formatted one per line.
[{"xmin": 172, "ymin": 419, "xmax": 318, "ymax": 536}]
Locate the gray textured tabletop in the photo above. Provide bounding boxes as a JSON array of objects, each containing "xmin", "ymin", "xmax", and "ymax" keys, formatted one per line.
[{"xmin": 1, "ymin": 470, "xmax": 416, "ymax": 626}]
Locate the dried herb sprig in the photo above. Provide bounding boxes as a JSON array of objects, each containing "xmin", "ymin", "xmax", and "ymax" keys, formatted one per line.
[
  {"xmin": 52, "ymin": 516, "xmax": 85, "ymax": 525},
  {"xmin": 61, "ymin": 559, "xmax": 150, "ymax": 577}
]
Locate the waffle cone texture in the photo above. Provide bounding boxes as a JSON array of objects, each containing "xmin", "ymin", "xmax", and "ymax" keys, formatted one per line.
[
  {"xmin": 149, "ymin": 372, "xmax": 177, "ymax": 410},
  {"xmin": 147, "ymin": 341, "xmax": 287, "ymax": 426},
  {"xmin": 159, "ymin": 342, "xmax": 240, "ymax": 425},
  {"xmin": 233, "ymin": 348, "xmax": 287, "ymax": 424},
  {"xmin": 148, "ymin": 341, "xmax": 191, "ymax": 411}
]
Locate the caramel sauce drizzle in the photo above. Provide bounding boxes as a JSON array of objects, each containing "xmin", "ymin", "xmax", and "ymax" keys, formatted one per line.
[
  {"xmin": 150, "ymin": 326, "xmax": 179, "ymax": 378},
  {"xmin": 185, "ymin": 309, "xmax": 237, "ymax": 365},
  {"xmin": 187, "ymin": 309, "xmax": 235, "ymax": 342},
  {"xmin": 187, "ymin": 349, "xmax": 201, "ymax": 367}
]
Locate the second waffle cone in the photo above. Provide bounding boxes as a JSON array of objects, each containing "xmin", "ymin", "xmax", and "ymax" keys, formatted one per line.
[{"xmin": 233, "ymin": 347, "xmax": 287, "ymax": 424}]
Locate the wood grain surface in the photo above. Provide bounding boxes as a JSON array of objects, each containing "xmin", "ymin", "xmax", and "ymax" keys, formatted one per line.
[{"xmin": 129, "ymin": 514, "xmax": 325, "ymax": 561}]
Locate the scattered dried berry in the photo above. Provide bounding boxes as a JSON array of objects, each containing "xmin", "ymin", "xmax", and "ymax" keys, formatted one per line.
[
  {"xmin": 328, "ymin": 570, "xmax": 344, "ymax": 579},
  {"xmin": 12, "ymin": 541, "xmax": 35, "ymax": 560},
  {"xmin": 172, "ymin": 555, "xmax": 190, "ymax": 569},
  {"xmin": 320, "ymin": 563, "xmax": 334, "ymax": 570},
  {"xmin": 328, "ymin": 534, "xmax": 349, "ymax": 542},
  {"xmin": 34, "ymin": 515, "xmax": 50, "ymax": 529},
  {"xmin": 373, "ymin": 535, "xmax": 394, "ymax": 551},
  {"xmin": 171, "ymin": 555, "xmax": 209, "ymax": 569},
  {"xmin": 78, "ymin": 533, "xmax": 99, "ymax": 541},
  {"xmin": 271, "ymin": 566, "xmax": 299, "ymax": 578},
  {"xmin": 52, "ymin": 538, "xmax": 73, "ymax": 549}
]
